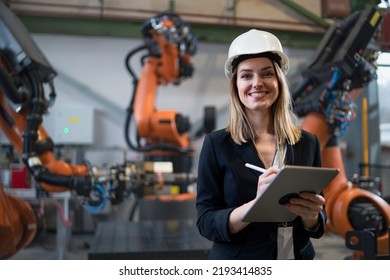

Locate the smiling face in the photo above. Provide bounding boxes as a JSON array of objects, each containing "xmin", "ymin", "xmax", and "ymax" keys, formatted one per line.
[{"xmin": 236, "ymin": 57, "xmax": 279, "ymax": 115}]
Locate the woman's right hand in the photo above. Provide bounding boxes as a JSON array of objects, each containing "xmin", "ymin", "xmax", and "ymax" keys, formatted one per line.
[
  {"xmin": 256, "ymin": 167, "xmax": 279, "ymax": 197},
  {"xmin": 229, "ymin": 166, "xmax": 280, "ymax": 234}
]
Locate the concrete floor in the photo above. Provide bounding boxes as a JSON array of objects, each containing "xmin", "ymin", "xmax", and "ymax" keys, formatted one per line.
[
  {"xmin": 8, "ymin": 230, "xmax": 93, "ymax": 260},
  {"xmin": 311, "ymin": 233, "xmax": 352, "ymax": 260},
  {"xmin": 8, "ymin": 228, "xmax": 352, "ymax": 260}
]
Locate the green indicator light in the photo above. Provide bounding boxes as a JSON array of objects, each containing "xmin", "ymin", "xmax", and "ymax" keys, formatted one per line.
[{"xmin": 63, "ymin": 127, "xmax": 70, "ymax": 135}]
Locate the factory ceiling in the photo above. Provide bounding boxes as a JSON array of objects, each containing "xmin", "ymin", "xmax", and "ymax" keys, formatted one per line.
[{"xmin": 4, "ymin": 0, "xmax": 386, "ymax": 49}]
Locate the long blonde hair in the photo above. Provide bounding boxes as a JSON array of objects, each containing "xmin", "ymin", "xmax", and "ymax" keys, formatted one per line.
[{"xmin": 226, "ymin": 60, "xmax": 301, "ymax": 146}]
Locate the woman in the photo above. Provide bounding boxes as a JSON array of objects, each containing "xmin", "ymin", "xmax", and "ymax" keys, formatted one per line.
[{"xmin": 196, "ymin": 29, "xmax": 326, "ymax": 259}]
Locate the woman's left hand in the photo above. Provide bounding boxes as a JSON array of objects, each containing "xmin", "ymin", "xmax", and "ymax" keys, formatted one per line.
[{"xmin": 284, "ymin": 192, "xmax": 325, "ymax": 230}]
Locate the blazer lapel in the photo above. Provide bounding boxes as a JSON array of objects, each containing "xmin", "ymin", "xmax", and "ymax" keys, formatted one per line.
[
  {"xmin": 285, "ymin": 144, "xmax": 294, "ymax": 165},
  {"xmin": 228, "ymin": 138, "xmax": 265, "ymax": 175}
]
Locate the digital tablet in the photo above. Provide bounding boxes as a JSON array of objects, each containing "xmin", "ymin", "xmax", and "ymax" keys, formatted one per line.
[{"xmin": 242, "ymin": 165, "xmax": 340, "ymax": 223}]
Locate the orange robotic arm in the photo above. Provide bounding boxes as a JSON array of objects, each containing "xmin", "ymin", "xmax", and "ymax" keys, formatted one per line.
[
  {"xmin": 292, "ymin": 8, "xmax": 390, "ymax": 257},
  {"xmin": 301, "ymin": 104, "xmax": 390, "ymax": 256},
  {"xmin": 0, "ymin": 50, "xmax": 91, "ymax": 195},
  {"xmin": 0, "ymin": 184, "xmax": 37, "ymax": 259},
  {"xmin": 124, "ymin": 12, "xmax": 197, "ymax": 153},
  {"xmin": 0, "ymin": 2, "xmax": 94, "ymax": 194},
  {"xmin": 0, "ymin": 68, "xmax": 89, "ymax": 193}
]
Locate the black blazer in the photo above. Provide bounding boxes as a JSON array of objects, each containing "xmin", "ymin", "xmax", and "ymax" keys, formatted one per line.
[{"xmin": 196, "ymin": 128, "xmax": 326, "ymax": 259}]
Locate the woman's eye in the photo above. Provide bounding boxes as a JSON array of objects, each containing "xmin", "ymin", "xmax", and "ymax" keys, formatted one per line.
[
  {"xmin": 263, "ymin": 71, "xmax": 274, "ymax": 77},
  {"xmin": 240, "ymin": 73, "xmax": 252, "ymax": 79}
]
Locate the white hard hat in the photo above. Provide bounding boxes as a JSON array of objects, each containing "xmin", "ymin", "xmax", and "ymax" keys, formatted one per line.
[{"xmin": 224, "ymin": 29, "xmax": 289, "ymax": 79}]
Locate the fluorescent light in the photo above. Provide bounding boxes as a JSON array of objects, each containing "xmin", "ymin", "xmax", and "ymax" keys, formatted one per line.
[{"xmin": 378, "ymin": 52, "xmax": 390, "ymax": 66}]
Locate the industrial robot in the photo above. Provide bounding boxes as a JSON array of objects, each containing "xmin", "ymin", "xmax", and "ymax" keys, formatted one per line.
[
  {"xmin": 123, "ymin": 12, "xmax": 215, "ymax": 220},
  {"xmin": 292, "ymin": 7, "xmax": 390, "ymax": 258}
]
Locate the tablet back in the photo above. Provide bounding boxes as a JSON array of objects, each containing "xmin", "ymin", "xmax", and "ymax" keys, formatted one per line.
[{"xmin": 242, "ymin": 165, "xmax": 339, "ymax": 223}]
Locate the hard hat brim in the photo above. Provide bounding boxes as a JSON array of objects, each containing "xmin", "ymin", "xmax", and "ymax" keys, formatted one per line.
[{"xmin": 225, "ymin": 51, "xmax": 289, "ymax": 79}]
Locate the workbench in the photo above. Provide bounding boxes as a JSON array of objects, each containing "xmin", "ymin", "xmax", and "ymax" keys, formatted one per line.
[{"xmin": 88, "ymin": 219, "xmax": 211, "ymax": 259}]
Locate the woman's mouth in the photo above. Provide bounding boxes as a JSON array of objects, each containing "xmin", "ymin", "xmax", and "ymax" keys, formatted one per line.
[{"xmin": 249, "ymin": 91, "xmax": 267, "ymax": 97}]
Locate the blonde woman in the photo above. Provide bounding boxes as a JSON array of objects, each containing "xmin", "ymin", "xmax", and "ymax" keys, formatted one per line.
[{"xmin": 196, "ymin": 29, "xmax": 326, "ymax": 260}]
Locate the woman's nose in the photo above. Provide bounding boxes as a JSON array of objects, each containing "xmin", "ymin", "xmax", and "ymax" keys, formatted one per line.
[{"xmin": 253, "ymin": 77, "xmax": 263, "ymax": 88}]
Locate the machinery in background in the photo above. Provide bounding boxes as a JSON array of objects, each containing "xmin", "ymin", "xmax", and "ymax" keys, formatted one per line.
[
  {"xmin": 124, "ymin": 12, "xmax": 215, "ymax": 196},
  {"xmin": 346, "ymin": 227, "xmax": 390, "ymax": 259},
  {"xmin": 0, "ymin": 3, "xmax": 205, "ymax": 259},
  {"xmin": 292, "ymin": 7, "xmax": 390, "ymax": 257},
  {"xmin": 0, "ymin": 0, "xmax": 112, "ymax": 259}
]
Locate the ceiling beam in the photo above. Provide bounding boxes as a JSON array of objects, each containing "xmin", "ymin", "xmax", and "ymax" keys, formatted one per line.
[{"xmin": 17, "ymin": 14, "xmax": 324, "ymax": 49}]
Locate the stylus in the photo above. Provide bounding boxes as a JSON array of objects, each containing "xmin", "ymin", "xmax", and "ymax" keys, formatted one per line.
[{"xmin": 245, "ymin": 163, "xmax": 267, "ymax": 173}]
